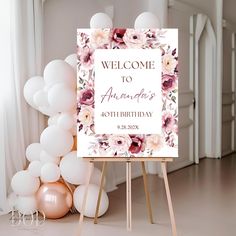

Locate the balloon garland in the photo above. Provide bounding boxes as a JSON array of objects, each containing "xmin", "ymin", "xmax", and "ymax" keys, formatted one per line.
[{"xmin": 10, "ymin": 54, "xmax": 109, "ymax": 219}]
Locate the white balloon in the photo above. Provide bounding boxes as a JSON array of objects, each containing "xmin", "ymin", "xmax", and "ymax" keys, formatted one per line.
[
  {"xmin": 26, "ymin": 143, "xmax": 43, "ymax": 162},
  {"xmin": 90, "ymin": 167, "xmax": 105, "ymax": 186},
  {"xmin": 58, "ymin": 113, "xmax": 74, "ymax": 130},
  {"xmin": 11, "ymin": 170, "xmax": 40, "ymax": 196},
  {"xmin": 60, "ymin": 152, "xmax": 94, "ymax": 185},
  {"xmin": 48, "ymin": 114, "xmax": 60, "ymax": 126},
  {"xmin": 38, "ymin": 105, "xmax": 57, "ymax": 117},
  {"xmin": 33, "ymin": 90, "xmax": 49, "ymax": 107},
  {"xmin": 134, "ymin": 12, "xmax": 160, "ymax": 28},
  {"xmin": 65, "ymin": 54, "xmax": 77, "ymax": 71},
  {"xmin": 23, "ymin": 76, "xmax": 45, "ymax": 109},
  {"xmin": 40, "ymin": 150, "xmax": 60, "ymax": 164},
  {"xmin": 40, "ymin": 126, "xmax": 73, "ymax": 157},
  {"xmin": 44, "ymin": 60, "xmax": 76, "ymax": 89},
  {"xmin": 28, "ymin": 161, "xmax": 42, "ymax": 177},
  {"xmin": 73, "ymin": 184, "xmax": 109, "ymax": 218},
  {"xmin": 16, "ymin": 195, "xmax": 37, "ymax": 215},
  {"xmin": 48, "ymin": 83, "xmax": 76, "ymax": 113},
  {"xmin": 40, "ymin": 163, "xmax": 60, "ymax": 183},
  {"xmin": 90, "ymin": 12, "xmax": 113, "ymax": 28}
]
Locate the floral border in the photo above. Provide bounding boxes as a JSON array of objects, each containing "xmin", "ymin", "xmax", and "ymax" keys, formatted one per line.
[{"xmin": 77, "ymin": 28, "xmax": 178, "ymax": 157}]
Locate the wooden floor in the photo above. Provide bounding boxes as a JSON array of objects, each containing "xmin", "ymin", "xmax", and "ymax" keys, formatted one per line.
[{"xmin": 0, "ymin": 154, "xmax": 236, "ymax": 236}]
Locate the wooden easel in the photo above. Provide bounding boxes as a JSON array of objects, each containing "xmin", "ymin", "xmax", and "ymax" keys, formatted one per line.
[{"xmin": 78, "ymin": 158, "xmax": 177, "ymax": 236}]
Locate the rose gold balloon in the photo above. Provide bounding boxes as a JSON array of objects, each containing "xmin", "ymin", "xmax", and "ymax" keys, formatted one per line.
[{"xmin": 36, "ymin": 182, "xmax": 72, "ymax": 219}]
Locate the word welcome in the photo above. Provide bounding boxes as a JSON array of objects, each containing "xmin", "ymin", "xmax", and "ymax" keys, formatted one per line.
[{"xmin": 101, "ymin": 60, "xmax": 156, "ymax": 70}]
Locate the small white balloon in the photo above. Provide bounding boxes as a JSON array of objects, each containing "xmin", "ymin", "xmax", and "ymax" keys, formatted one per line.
[
  {"xmin": 40, "ymin": 126, "xmax": 73, "ymax": 157},
  {"xmin": 90, "ymin": 12, "xmax": 113, "ymax": 28},
  {"xmin": 58, "ymin": 113, "xmax": 74, "ymax": 130},
  {"xmin": 44, "ymin": 60, "xmax": 76, "ymax": 89},
  {"xmin": 134, "ymin": 12, "xmax": 160, "ymax": 28},
  {"xmin": 60, "ymin": 151, "xmax": 94, "ymax": 185},
  {"xmin": 23, "ymin": 76, "xmax": 45, "ymax": 109},
  {"xmin": 33, "ymin": 90, "xmax": 49, "ymax": 107},
  {"xmin": 47, "ymin": 113, "xmax": 60, "ymax": 126},
  {"xmin": 48, "ymin": 83, "xmax": 76, "ymax": 113},
  {"xmin": 40, "ymin": 163, "xmax": 61, "ymax": 183},
  {"xmin": 73, "ymin": 184, "xmax": 109, "ymax": 218},
  {"xmin": 11, "ymin": 170, "xmax": 40, "ymax": 196},
  {"xmin": 26, "ymin": 143, "xmax": 43, "ymax": 162},
  {"xmin": 40, "ymin": 150, "xmax": 60, "ymax": 164},
  {"xmin": 28, "ymin": 161, "xmax": 43, "ymax": 177},
  {"xmin": 16, "ymin": 195, "xmax": 37, "ymax": 215},
  {"xmin": 65, "ymin": 54, "xmax": 77, "ymax": 71}
]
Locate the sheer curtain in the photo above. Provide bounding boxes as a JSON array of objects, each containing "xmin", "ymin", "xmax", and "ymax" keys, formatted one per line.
[{"xmin": 0, "ymin": 0, "xmax": 45, "ymax": 214}]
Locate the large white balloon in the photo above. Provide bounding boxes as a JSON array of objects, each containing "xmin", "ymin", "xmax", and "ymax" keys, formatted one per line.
[
  {"xmin": 23, "ymin": 76, "xmax": 45, "ymax": 109},
  {"xmin": 26, "ymin": 143, "xmax": 43, "ymax": 162},
  {"xmin": 65, "ymin": 54, "xmax": 77, "ymax": 71},
  {"xmin": 28, "ymin": 160, "xmax": 42, "ymax": 177},
  {"xmin": 33, "ymin": 90, "xmax": 49, "ymax": 107},
  {"xmin": 60, "ymin": 152, "xmax": 94, "ymax": 185},
  {"xmin": 57, "ymin": 113, "xmax": 74, "ymax": 130},
  {"xmin": 134, "ymin": 12, "xmax": 160, "ymax": 28},
  {"xmin": 11, "ymin": 171, "xmax": 40, "ymax": 196},
  {"xmin": 16, "ymin": 195, "xmax": 37, "ymax": 215},
  {"xmin": 48, "ymin": 83, "xmax": 76, "ymax": 113},
  {"xmin": 73, "ymin": 184, "xmax": 109, "ymax": 218},
  {"xmin": 40, "ymin": 126, "xmax": 73, "ymax": 157},
  {"xmin": 44, "ymin": 60, "xmax": 76, "ymax": 89},
  {"xmin": 40, "ymin": 150, "xmax": 60, "ymax": 165},
  {"xmin": 40, "ymin": 163, "xmax": 61, "ymax": 183},
  {"xmin": 90, "ymin": 12, "xmax": 113, "ymax": 28}
]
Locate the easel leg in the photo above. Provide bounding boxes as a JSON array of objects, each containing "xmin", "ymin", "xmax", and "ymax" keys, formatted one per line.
[
  {"xmin": 141, "ymin": 162, "xmax": 154, "ymax": 224},
  {"xmin": 126, "ymin": 162, "xmax": 132, "ymax": 231},
  {"xmin": 94, "ymin": 162, "xmax": 107, "ymax": 224},
  {"xmin": 161, "ymin": 162, "xmax": 177, "ymax": 236},
  {"xmin": 78, "ymin": 162, "xmax": 94, "ymax": 236}
]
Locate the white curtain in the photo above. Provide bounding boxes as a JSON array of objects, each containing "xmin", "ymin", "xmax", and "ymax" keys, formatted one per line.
[{"xmin": 0, "ymin": 0, "xmax": 45, "ymax": 214}]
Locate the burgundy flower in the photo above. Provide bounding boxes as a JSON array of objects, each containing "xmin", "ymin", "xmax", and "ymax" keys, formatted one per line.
[
  {"xmin": 79, "ymin": 88, "xmax": 94, "ymax": 105},
  {"xmin": 129, "ymin": 135, "xmax": 145, "ymax": 154},
  {"xmin": 111, "ymin": 28, "xmax": 126, "ymax": 44},
  {"xmin": 162, "ymin": 74, "xmax": 177, "ymax": 92}
]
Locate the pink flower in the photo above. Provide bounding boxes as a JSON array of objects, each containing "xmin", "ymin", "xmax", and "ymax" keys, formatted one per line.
[
  {"xmin": 129, "ymin": 135, "xmax": 145, "ymax": 154},
  {"xmin": 162, "ymin": 111, "xmax": 175, "ymax": 132},
  {"xmin": 91, "ymin": 29, "xmax": 110, "ymax": 47},
  {"xmin": 79, "ymin": 88, "xmax": 94, "ymax": 106},
  {"xmin": 111, "ymin": 28, "xmax": 126, "ymax": 44},
  {"xmin": 108, "ymin": 135, "xmax": 132, "ymax": 153},
  {"xmin": 79, "ymin": 47, "xmax": 94, "ymax": 69},
  {"xmin": 123, "ymin": 29, "xmax": 146, "ymax": 48},
  {"xmin": 78, "ymin": 106, "xmax": 93, "ymax": 127},
  {"xmin": 162, "ymin": 74, "xmax": 177, "ymax": 92}
]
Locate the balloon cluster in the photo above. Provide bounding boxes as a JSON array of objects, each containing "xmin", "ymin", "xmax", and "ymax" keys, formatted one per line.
[{"xmin": 10, "ymin": 54, "xmax": 109, "ymax": 219}]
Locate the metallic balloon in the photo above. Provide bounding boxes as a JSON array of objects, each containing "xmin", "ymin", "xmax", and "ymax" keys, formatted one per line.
[{"xmin": 36, "ymin": 182, "xmax": 72, "ymax": 219}]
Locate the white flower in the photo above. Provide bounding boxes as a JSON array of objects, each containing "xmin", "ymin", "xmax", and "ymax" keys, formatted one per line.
[
  {"xmin": 78, "ymin": 106, "xmax": 93, "ymax": 127},
  {"xmin": 146, "ymin": 134, "xmax": 163, "ymax": 151},
  {"xmin": 108, "ymin": 134, "xmax": 132, "ymax": 153},
  {"xmin": 123, "ymin": 29, "xmax": 147, "ymax": 48},
  {"xmin": 162, "ymin": 54, "xmax": 178, "ymax": 74},
  {"xmin": 90, "ymin": 29, "xmax": 110, "ymax": 47}
]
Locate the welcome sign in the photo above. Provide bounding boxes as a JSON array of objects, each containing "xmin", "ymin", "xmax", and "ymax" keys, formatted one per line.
[{"xmin": 77, "ymin": 28, "xmax": 178, "ymax": 158}]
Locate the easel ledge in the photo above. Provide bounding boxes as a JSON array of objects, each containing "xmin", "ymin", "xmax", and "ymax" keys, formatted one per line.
[{"xmin": 83, "ymin": 157, "xmax": 174, "ymax": 162}]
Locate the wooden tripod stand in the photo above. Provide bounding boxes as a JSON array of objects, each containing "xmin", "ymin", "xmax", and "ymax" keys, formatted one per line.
[{"xmin": 78, "ymin": 158, "xmax": 177, "ymax": 236}]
